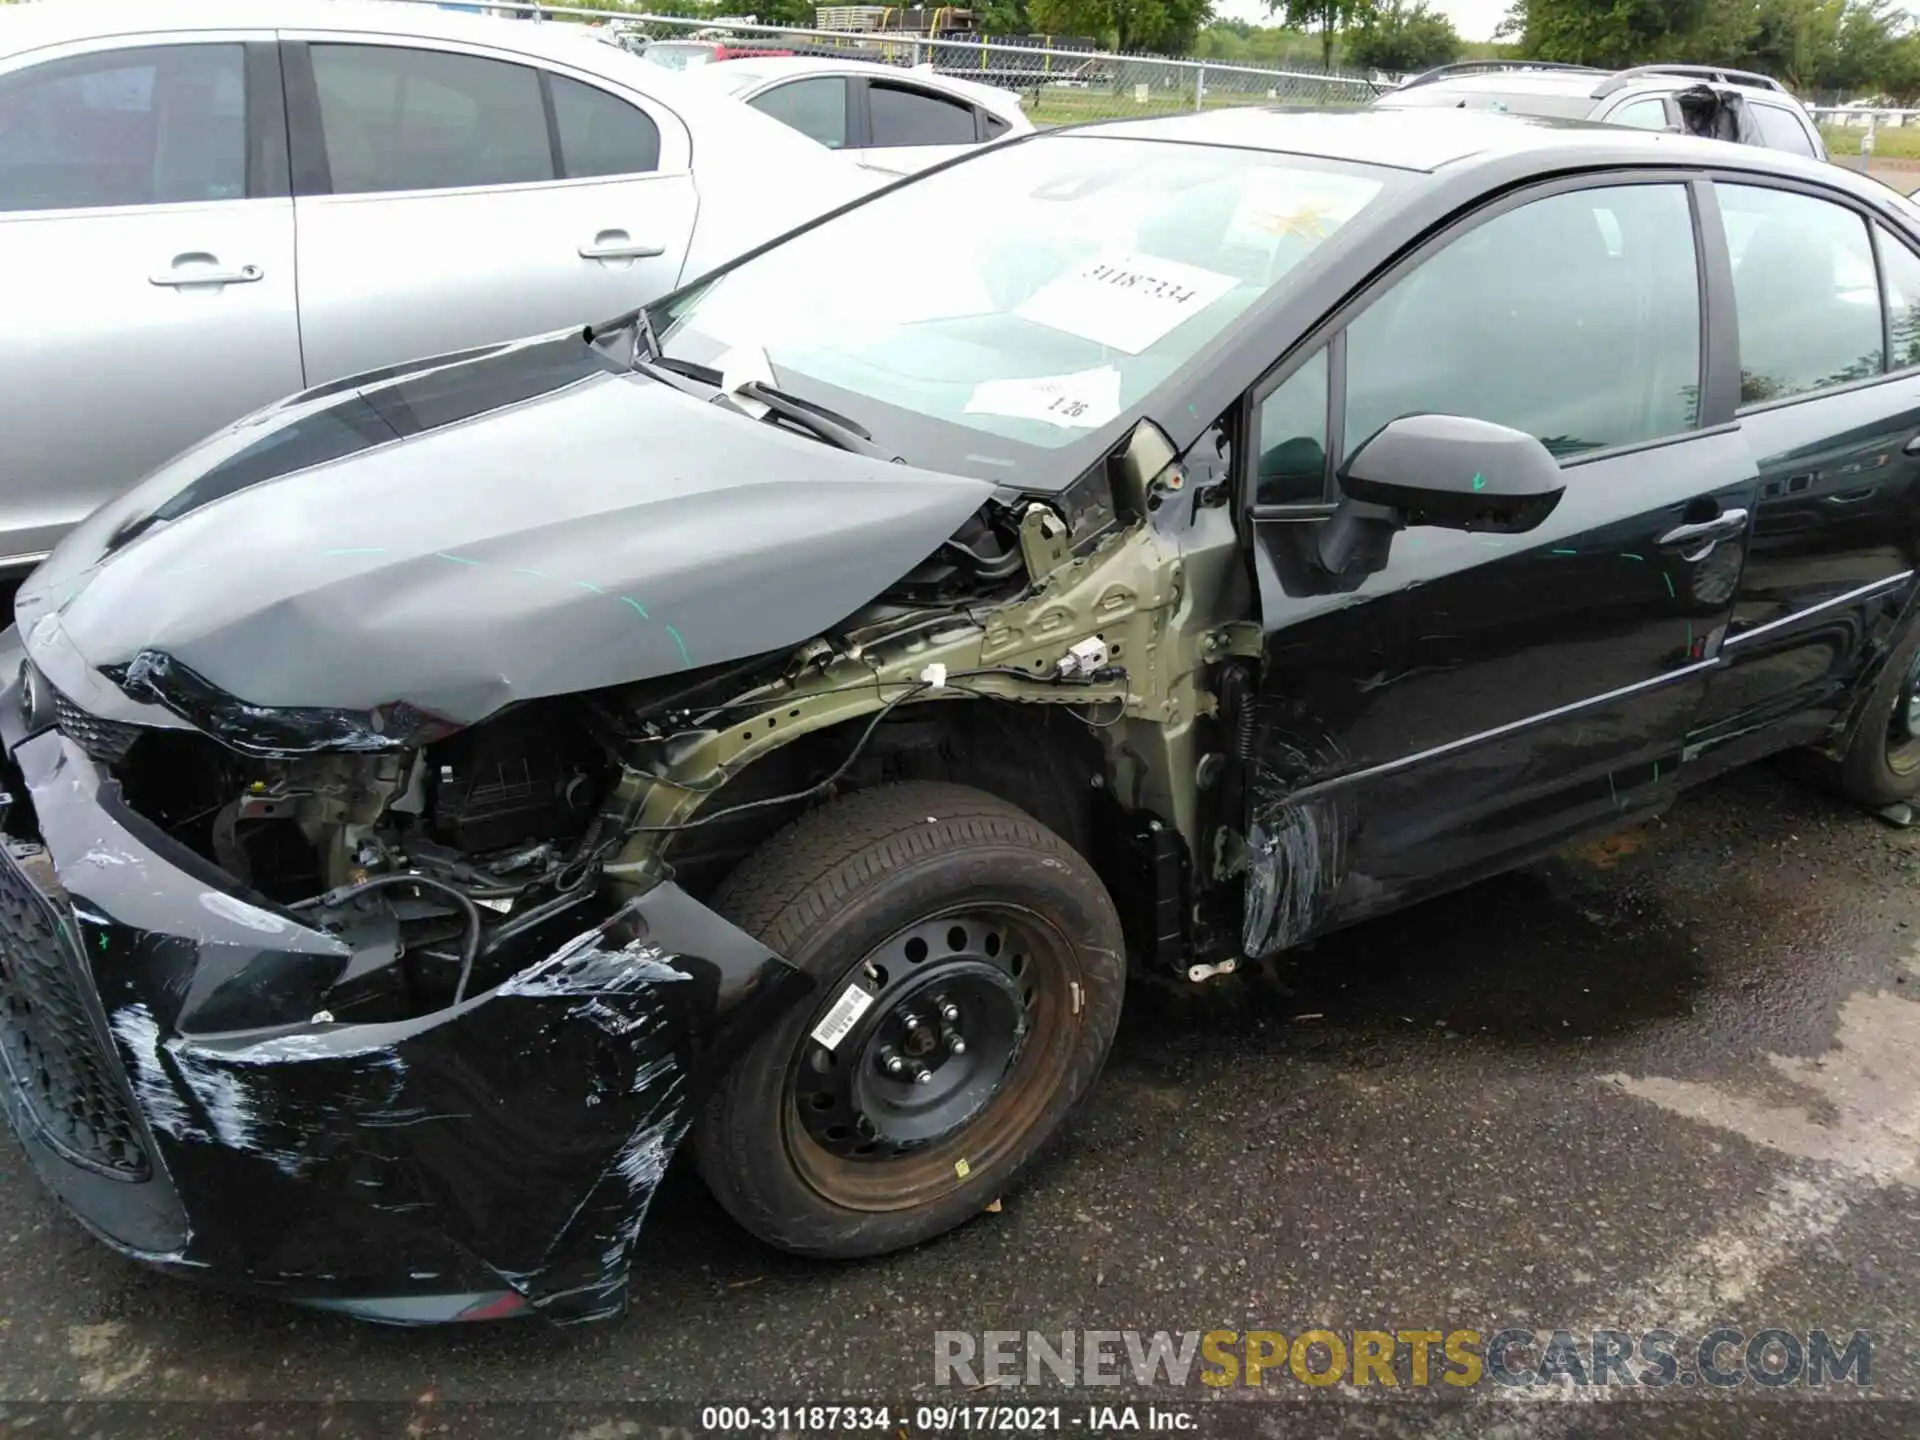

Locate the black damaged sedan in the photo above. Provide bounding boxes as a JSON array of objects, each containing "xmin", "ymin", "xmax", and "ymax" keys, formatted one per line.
[{"xmin": 4, "ymin": 107, "xmax": 1920, "ymax": 1324}]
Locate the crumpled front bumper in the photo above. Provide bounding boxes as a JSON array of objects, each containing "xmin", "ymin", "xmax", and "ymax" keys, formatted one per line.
[{"xmin": 0, "ymin": 665, "xmax": 810, "ymax": 1324}]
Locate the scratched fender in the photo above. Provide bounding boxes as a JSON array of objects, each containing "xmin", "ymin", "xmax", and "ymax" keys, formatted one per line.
[{"xmin": 0, "ymin": 724, "xmax": 810, "ymax": 1324}]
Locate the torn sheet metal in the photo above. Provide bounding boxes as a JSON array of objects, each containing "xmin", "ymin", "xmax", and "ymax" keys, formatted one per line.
[
  {"xmin": 14, "ymin": 332, "xmax": 997, "ymax": 732},
  {"xmin": 0, "ymin": 726, "xmax": 810, "ymax": 1323}
]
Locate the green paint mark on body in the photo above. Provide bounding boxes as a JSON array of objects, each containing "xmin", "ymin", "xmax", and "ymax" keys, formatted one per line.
[
  {"xmin": 1550, "ymin": 548, "xmax": 1578, "ymax": 556},
  {"xmin": 1662, "ymin": 572, "xmax": 1675, "ymax": 598},
  {"xmin": 1471, "ymin": 472, "xmax": 1486, "ymax": 491},
  {"xmin": 619, "ymin": 596, "xmax": 649, "ymax": 620},
  {"xmin": 1620, "ymin": 552, "xmax": 1646, "ymax": 562},
  {"xmin": 435, "ymin": 552, "xmax": 481, "ymax": 566},
  {"xmin": 664, "ymin": 624, "xmax": 690, "ymax": 667}
]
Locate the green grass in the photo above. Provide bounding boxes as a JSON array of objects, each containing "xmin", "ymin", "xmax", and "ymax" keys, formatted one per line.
[
  {"xmin": 1820, "ymin": 122, "xmax": 1920, "ymax": 161},
  {"xmin": 1024, "ymin": 86, "xmax": 1365, "ymax": 128}
]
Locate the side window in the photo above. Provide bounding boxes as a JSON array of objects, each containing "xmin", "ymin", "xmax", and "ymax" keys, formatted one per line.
[
  {"xmin": 308, "ymin": 44, "xmax": 552, "ymax": 194},
  {"xmin": 868, "ymin": 82, "xmax": 977, "ymax": 147},
  {"xmin": 983, "ymin": 111, "xmax": 1012, "ymax": 139},
  {"xmin": 1610, "ymin": 97, "xmax": 1670, "ymax": 131},
  {"xmin": 1343, "ymin": 183, "xmax": 1700, "ymax": 461},
  {"xmin": 1253, "ymin": 349, "xmax": 1329, "ymax": 505},
  {"xmin": 1721, "ymin": 184, "xmax": 1882, "ymax": 404},
  {"xmin": 551, "ymin": 74, "xmax": 659, "ymax": 176},
  {"xmin": 1877, "ymin": 224, "xmax": 1920, "ymax": 372},
  {"xmin": 749, "ymin": 78, "xmax": 847, "ymax": 149},
  {"xmin": 0, "ymin": 44, "xmax": 245, "ymax": 212},
  {"xmin": 1750, "ymin": 105, "xmax": 1818, "ymax": 158}
]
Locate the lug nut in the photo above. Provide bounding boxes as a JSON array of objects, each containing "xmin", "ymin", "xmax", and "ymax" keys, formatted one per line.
[
  {"xmin": 948, "ymin": 1036, "xmax": 968, "ymax": 1057},
  {"xmin": 913, "ymin": 1066, "xmax": 934, "ymax": 1084},
  {"xmin": 899, "ymin": 1010, "xmax": 923, "ymax": 1034},
  {"xmin": 878, "ymin": 1045, "xmax": 905, "ymax": 1076},
  {"xmin": 939, "ymin": 1001, "xmax": 960, "ymax": 1023}
]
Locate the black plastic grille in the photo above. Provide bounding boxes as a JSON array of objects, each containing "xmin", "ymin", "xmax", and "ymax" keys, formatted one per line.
[
  {"xmin": 0, "ymin": 848, "xmax": 149, "ymax": 1179},
  {"xmin": 52, "ymin": 694, "xmax": 142, "ymax": 767}
]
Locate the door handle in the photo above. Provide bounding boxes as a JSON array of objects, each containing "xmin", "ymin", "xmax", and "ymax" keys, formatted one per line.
[
  {"xmin": 150, "ymin": 263, "xmax": 262, "ymax": 287},
  {"xmin": 578, "ymin": 240, "xmax": 665, "ymax": 260},
  {"xmin": 1658, "ymin": 508, "xmax": 1748, "ymax": 561}
]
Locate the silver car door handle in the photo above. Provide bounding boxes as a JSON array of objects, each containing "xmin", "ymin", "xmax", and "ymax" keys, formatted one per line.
[
  {"xmin": 150, "ymin": 263, "xmax": 262, "ymax": 286},
  {"xmin": 1658, "ymin": 507, "xmax": 1749, "ymax": 561},
  {"xmin": 578, "ymin": 241, "xmax": 665, "ymax": 260}
]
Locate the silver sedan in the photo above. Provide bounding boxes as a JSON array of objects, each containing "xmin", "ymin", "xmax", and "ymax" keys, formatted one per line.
[{"xmin": 0, "ymin": 0, "xmax": 878, "ymax": 571}]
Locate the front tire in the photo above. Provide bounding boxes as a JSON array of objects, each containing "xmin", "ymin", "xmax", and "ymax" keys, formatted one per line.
[{"xmin": 694, "ymin": 782, "xmax": 1125, "ymax": 1258}]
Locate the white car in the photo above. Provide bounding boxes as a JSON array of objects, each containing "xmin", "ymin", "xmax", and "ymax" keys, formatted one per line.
[
  {"xmin": 0, "ymin": 0, "xmax": 878, "ymax": 570},
  {"xmin": 684, "ymin": 55, "xmax": 1033, "ymax": 177}
]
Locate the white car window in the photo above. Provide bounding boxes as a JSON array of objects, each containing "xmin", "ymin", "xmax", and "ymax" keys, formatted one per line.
[
  {"xmin": 308, "ymin": 44, "xmax": 553, "ymax": 194},
  {"xmin": 751, "ymin": 78, "xmax": 848, "ymax": 149},
  {"xmin": 1610, "ymin": 97, "xmax": 1669, "ymax": 130},
  {"xmin": 550, "ymin": 74, "xmax": 660, "ymax": 176},
  {"xmin": 868, "ymin": 81, "xmax": 976, "ymax": 147},
  {"xmin": 0, "ymin": 44, "xmax": 246, "ymax": 211},
  {"xmin": 1750, "ymin": 103, "xmax": 1818, "ymax": 157}
]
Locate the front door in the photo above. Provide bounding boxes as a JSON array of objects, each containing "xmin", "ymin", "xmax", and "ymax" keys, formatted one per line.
[
  {"xmin": 0, "ymin": 36, "xmax": 302, "ymax": 566},
  {"xmin": 1241, "ymin": 176, "xmax": 1757, "ymax": 955}
]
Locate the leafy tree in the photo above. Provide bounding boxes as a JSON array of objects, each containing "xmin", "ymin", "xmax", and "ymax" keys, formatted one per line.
[
  {"xmin": 1273, "ymin": 0, "xmax": 1376, "ymax": 69},
  {"xmin": 1030, "ymin": 0, "xmax": 1213, "ymax": 51},
  {"xmin": 1346, "ymin": 0, "xmax": 1463, "ymax": 71}
]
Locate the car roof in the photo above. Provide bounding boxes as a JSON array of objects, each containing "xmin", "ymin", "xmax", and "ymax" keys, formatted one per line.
[
  {"xmin": 1379, "ymin": 67, "xmax": 1802, "ymax": 109},
  {"xmin": 684, "ymin": 53, "xmax": 1022, "ymax": 107},
  {"xmin": 1076, "ymin": 105, "xmax": 1854, "ymax": 185},
  {"xmin": 0, "ymin": 0, "xmax": 652, "ymax": 67}
]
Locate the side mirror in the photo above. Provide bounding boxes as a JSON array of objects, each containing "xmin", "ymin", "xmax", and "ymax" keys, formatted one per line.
[{"xmin": 1316, "ymin": 414, "xmax": 1565, "ymax": 576}]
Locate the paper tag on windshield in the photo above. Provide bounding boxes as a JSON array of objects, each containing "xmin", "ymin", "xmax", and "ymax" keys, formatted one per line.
[
  {"xmin": 810, "ymin": 981, "xmax": 875, "ymax": 1052},
  {"xmin": 716, "ymin": 344, "xmax": 775, "ymax": 418},
  {"xmin": 1015, "ymin": 251, "xmax": 1237, "ymax": 354},
  {"xmin": 965, "ymin": 366, "xmax": 1121, "ymax": 429}
]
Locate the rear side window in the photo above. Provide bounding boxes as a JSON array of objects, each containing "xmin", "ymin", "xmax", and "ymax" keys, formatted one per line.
[
  {"xmin": 1342, "ymin": 183, "xmax": 1701, "ymax": 459},
  {"xmin": 1749, "ymin": 104, "xmax": 1818, "ymax": 157},
  {"xmin": 1610, "ymin": 97, "xmax": 1670, "ymax": 130},
  {"xmin": 0, "ymin": 44, "xmax": 245, "ymax": 212},
  {"xmin": 750, "ymin": 77, "xmax": 847, "ymax": 149},
  {"xmin": 551, "ymin": 74, "xmax": 659, "ymax": 176},
  {"xmin": 1877, "ymin": 224, "xmax": 1920, "ymax": 372},
  {"xmin": 868, "ymin": 81, "xmax": 976, "ymax": 146},
  {"xmin": 983, "ymin": 111, "xmax": 1012, "ymax": 139},
  {"xmin": 1721, "ymin": 184, "xmax": 1882, "ymax": 403},
  {"xmin": 308, "ymin": 44, "xmax": 552, "ymax": 194}
]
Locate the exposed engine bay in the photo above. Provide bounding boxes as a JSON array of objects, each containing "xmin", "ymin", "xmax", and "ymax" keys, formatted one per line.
[{"xmin": 99, "ymin": 436, "xmax": 1250, "ymax": 1026}]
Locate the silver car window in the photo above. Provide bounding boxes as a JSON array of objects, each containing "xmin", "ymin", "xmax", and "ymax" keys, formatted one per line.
[
  {"xmin": 0, "ymin": 44, "xmax": 245, "ymax": 212},
  {"xmin": 550, "ymin": 73, "xmax": 660, "ymax": 176},
  {"xmin": 750, "ymin": 78, "xmax": 848, "ymax": 149},
  {"xmin": 308, "ymin": 43, "xmax": 553, "ymax": 194}
]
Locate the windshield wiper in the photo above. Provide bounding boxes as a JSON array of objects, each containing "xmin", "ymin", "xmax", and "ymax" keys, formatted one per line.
[{"xmin": 726, "ymin": 381, "xmax": 901, "ymax": 462}]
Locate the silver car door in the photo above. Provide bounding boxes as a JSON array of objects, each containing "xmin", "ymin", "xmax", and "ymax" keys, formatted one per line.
[
  {"xmin": 0, "ymin": 34, "xmax": 301, "ymax": 569},
  {"xmin": 282, "ymin": 34, "xmax": 695, "ymax": 382}
]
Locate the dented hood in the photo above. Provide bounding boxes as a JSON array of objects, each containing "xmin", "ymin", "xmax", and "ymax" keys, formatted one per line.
[{"xmin": 17, "ymin": 332, "xmax": 997, "ymax": 732}]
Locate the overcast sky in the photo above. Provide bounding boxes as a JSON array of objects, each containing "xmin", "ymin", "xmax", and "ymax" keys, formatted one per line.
[{"xmin": 1212, "ymin": 0, "xmax": 1511, "ymax": 42}]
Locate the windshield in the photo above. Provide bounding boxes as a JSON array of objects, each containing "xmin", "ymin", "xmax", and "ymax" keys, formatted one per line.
[{"xmin": 653, "ymin": 134, "xmax": 1392, "ymax": 478}]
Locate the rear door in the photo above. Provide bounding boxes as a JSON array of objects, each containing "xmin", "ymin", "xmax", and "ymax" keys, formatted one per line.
[
  {"xmin": 1688, "ymin": 178, "xmax": 1920, "ymax": 766},
  {"xmin": 0, "ymin": 34, "xmax": 301, "ymax": 566},
  {"xmin": 282, "ymin": 35, "xmax": 695, "ymax": 382},
  {"xmin": 1242, "ymin": 175, "xmax": 1758, "ymax": 952}
]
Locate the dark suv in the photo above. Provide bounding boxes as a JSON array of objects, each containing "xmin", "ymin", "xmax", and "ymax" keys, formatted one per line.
[{"xmin": 1374, "ymin": 61, "xmax": 1828, "ymax": 162}]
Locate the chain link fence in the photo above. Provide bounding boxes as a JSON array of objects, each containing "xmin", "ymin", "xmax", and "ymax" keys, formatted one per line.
[{"xmin": 403, "ymin": 1, "xmax": 1382, "ymax": 122}]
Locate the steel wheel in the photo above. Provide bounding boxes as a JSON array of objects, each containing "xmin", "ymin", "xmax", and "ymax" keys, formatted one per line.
[{"xmin": 784, "ymin": 906, "xmax": 1077, "ymax": 1212}]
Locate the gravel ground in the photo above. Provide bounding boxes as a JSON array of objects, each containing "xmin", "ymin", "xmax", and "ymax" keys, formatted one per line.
[{"xmin": 0, "ymin": 757, "xmax": 1915, "ymax": 1438}]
